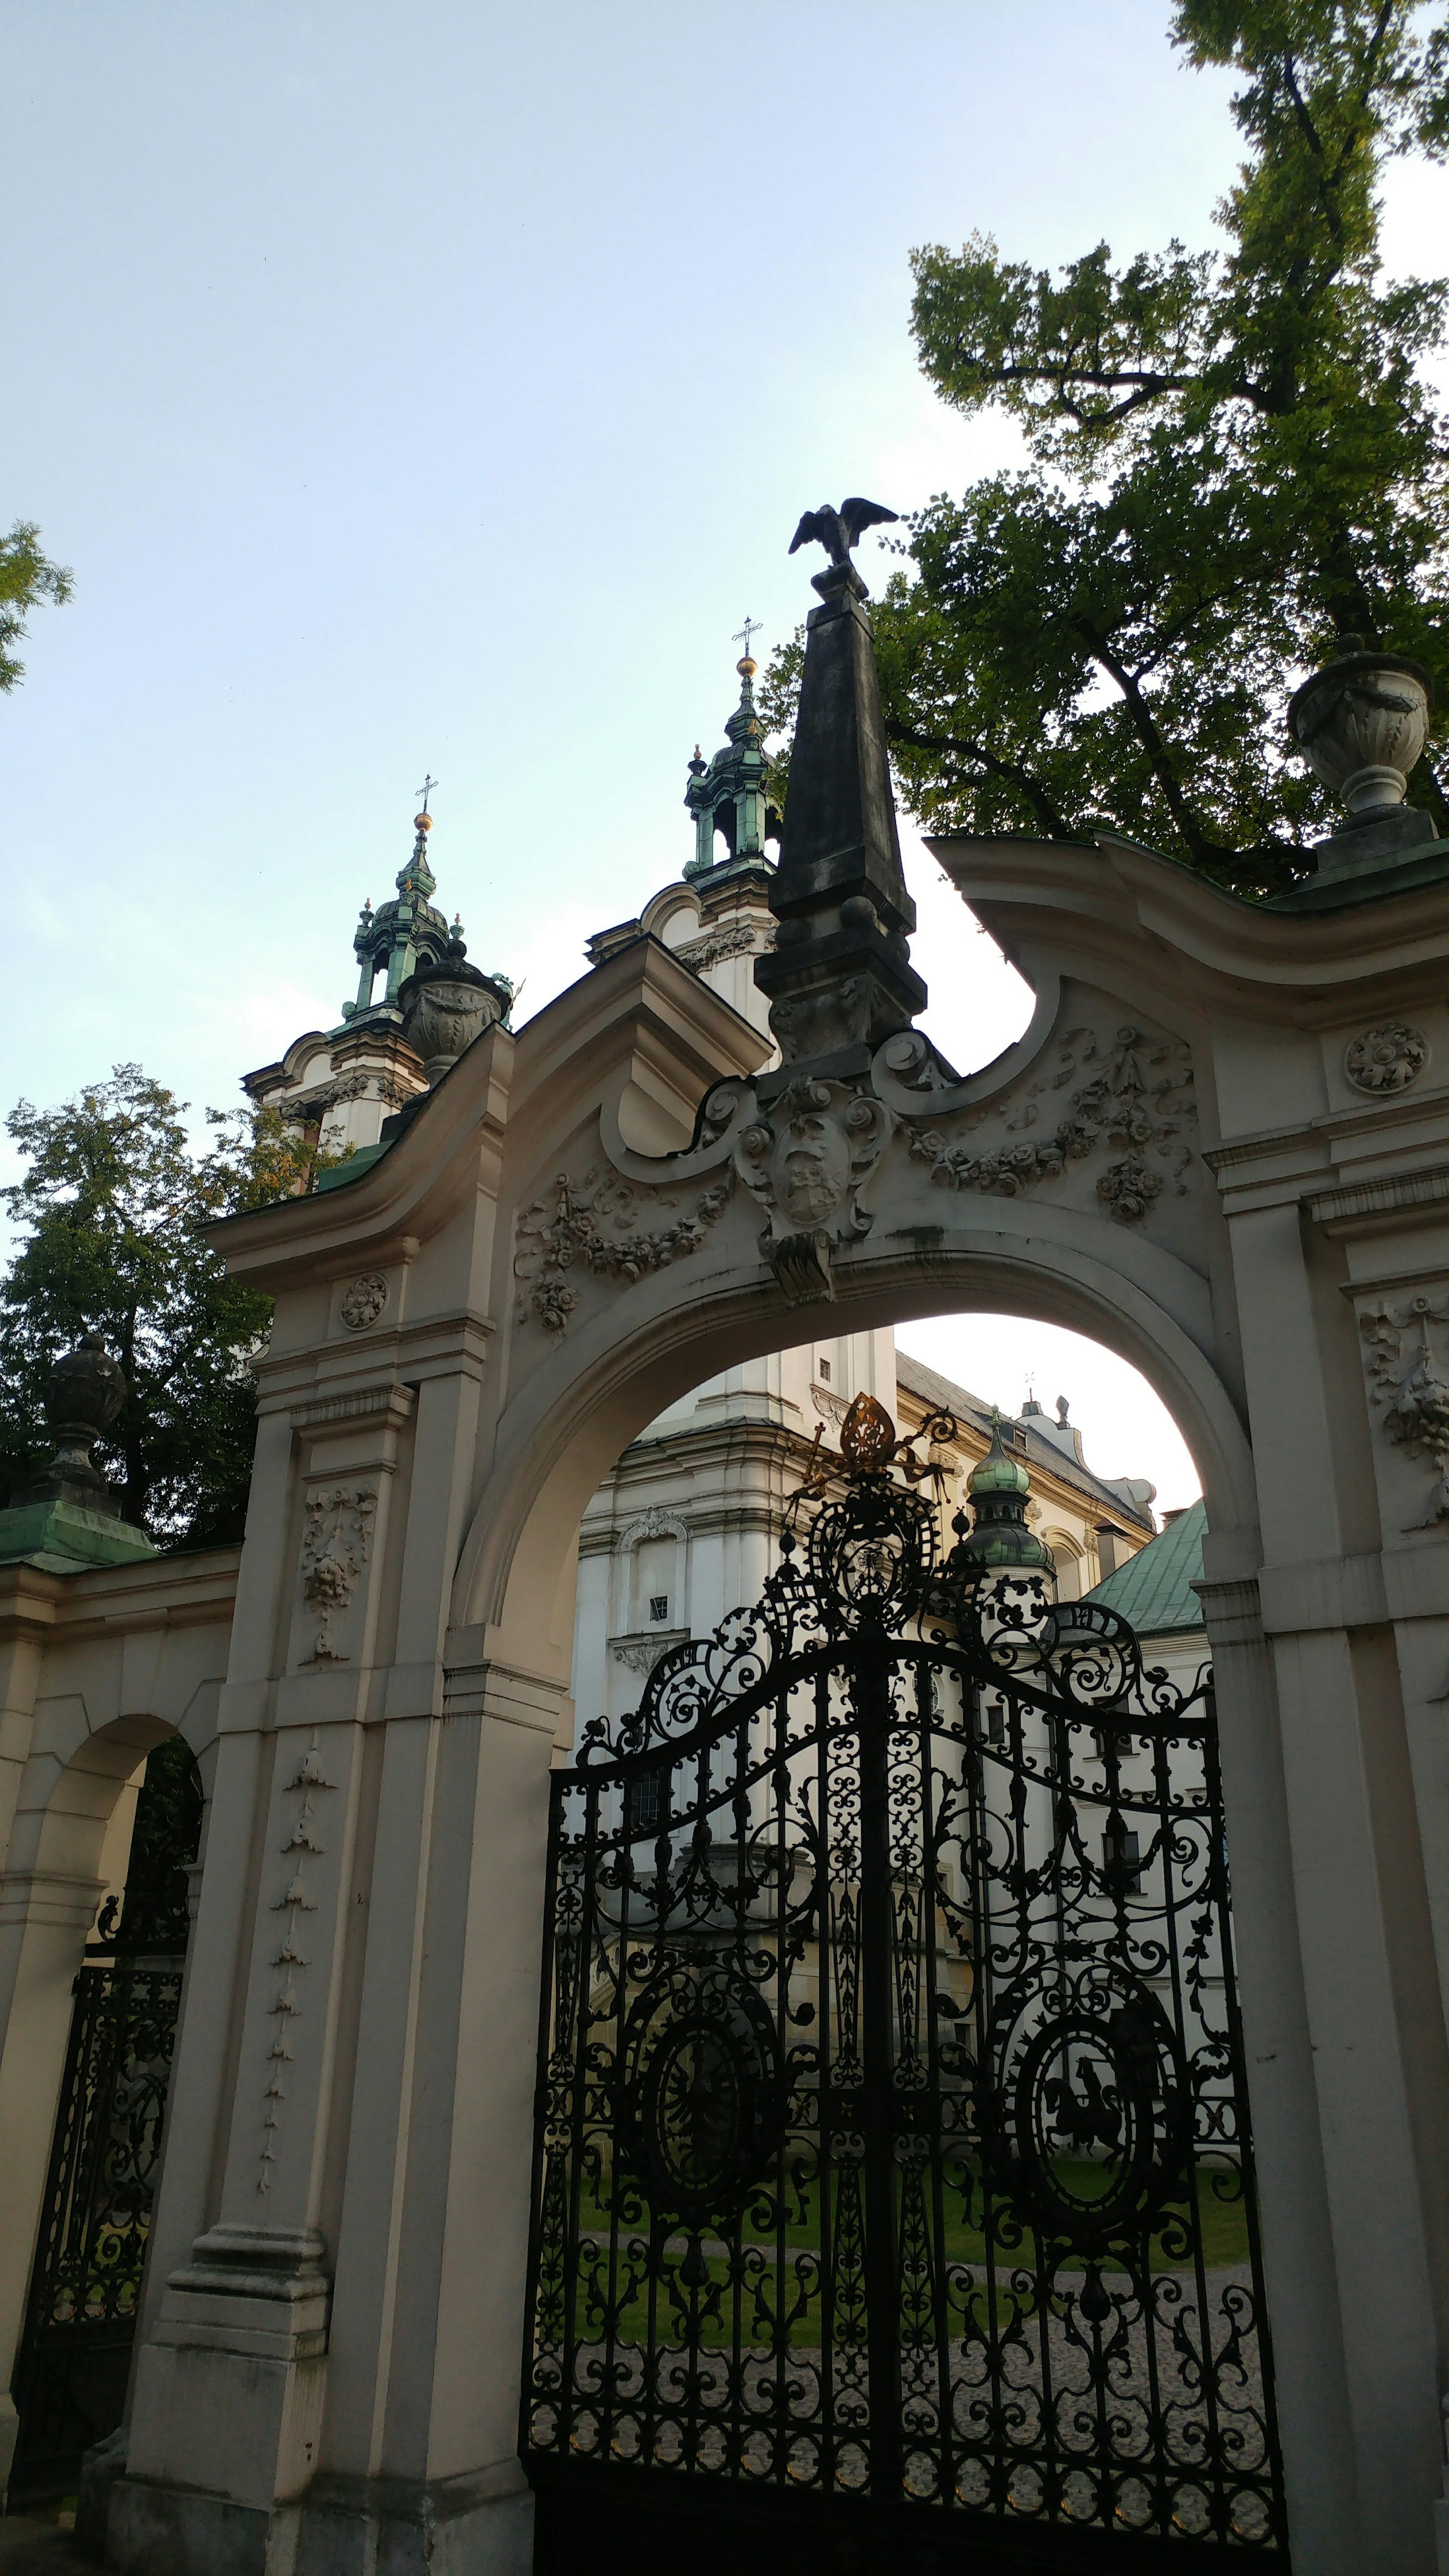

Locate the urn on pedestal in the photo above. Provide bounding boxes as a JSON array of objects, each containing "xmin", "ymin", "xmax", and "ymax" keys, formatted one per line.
[
  {"xmin": 397, "ymin": 932, "xmax": 512, "ymax": 1086},
  {"xmin": 1288, "ymin": 639, "xmax": 1437, "ymax": 875},
  {"xmin": 0, "ymin": 1331, "xmax": 156, "ymax": 1567}
]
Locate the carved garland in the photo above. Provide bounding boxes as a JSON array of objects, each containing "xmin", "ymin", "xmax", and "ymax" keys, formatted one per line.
[
  {"xmin": 906, "ymin": 1024, "xmax": 1196, "ymax": 1224},
  {"xmin": 1360, "ymin": 1292, "xmax": 1449, "ymax": 1523},
  {"xmin": 514, "ymin": 1168, "xmax": 734, "ymax": 1332},
  {"xmin": 260, "ymin": 1739, "xmax": 334, "ymax": 2192},
  {"xmin": 301, "ymin": 1486, "xmax": 377, "ymax": 1658}
]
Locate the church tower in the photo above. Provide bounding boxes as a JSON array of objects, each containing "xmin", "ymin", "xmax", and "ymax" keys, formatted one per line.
[
  {"xmin": 683, "ymin": 646, "xmax": 780, "ymax": 878},
  {"xmin": 242, "ymin": 793, "xmax": 513, "ymax": 1161}
]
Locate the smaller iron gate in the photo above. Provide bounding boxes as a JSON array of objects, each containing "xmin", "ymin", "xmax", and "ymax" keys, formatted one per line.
[
  {"xmin": 522, "ymin": 1400, "xmax": 1287, "ymax": 2571},
  {"xmin": 9, "ymin": 1738, "xmax": 201, "ymax": 2503}
]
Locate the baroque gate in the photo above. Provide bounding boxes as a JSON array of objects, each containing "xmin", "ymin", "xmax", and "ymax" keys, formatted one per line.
[{"xmin": 523, "ymin": 1400, "xmax": 1286, "ymax": 2570}]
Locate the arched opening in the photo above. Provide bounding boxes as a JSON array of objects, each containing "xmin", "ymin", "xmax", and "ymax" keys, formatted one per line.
[
  {"xmin": 6, "ymin": 1727, "xmax": 204, "ymax": 2510},
  {"xmin": 459, "ymin": 1239, "xmax": 1248, "ymax": 1672},
  {"xmin": 518, "ymin": 1293, "xmax": 1279, "ymax": 2562}
]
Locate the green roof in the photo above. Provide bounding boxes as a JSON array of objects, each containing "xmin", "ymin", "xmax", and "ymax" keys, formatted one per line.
[{"xmin": 1085, "ymin": 1497, "xmax": 1206, "ymax": 1635}]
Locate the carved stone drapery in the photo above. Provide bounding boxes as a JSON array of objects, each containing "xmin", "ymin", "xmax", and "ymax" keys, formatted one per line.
[
  {"xmin": 300, "ymin": 1487, "xmax": 377, "ymax": 1659},
  {"xmin": 1360, "ymin": 1293, "xmax": 1449, "ymax": 1523},
  {"xmin": 514, "ymin": 1168, "xmax": 734, "ymax": 1332}
]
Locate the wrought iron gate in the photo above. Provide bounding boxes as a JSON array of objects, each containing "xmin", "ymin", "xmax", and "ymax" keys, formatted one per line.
[
  {"xmin": 522, "ymin": 1402, "xmax": 1287, "ymax": 2571},
  {"xmin": 9, "ymin": 1737, "xmax": 202, "ymax": 2503}
]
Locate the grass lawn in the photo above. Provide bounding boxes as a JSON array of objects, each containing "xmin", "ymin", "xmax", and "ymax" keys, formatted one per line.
[{"xmin": 560, "ymin": 2161, "xmax": 1254, "ymax": 2350}]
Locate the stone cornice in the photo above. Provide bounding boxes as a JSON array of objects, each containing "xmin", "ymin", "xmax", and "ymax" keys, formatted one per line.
[
  {"xmin": 0, "ymin": 1545, "xmax": 241, "ymax": 1640},
  {"xmin": 932, "ymin": 830, "xmax": 1449, "ymax": 1023},
  {"xmin": 255, "ymin": 1312, "xmax": 494, "ymax": 1410},
  {"xmin": 1305, "ymin": 1163, "xmax": 1449, "ymax": 1235},
  {"xmin": 288, "ymin": 1385, "xmax": 418, "ymax": 1434}
]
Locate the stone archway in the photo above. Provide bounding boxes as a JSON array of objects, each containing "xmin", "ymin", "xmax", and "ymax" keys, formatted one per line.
[{"xmin": 107, "ymin": 553, "xmax": 1449, "ymax": 2576}]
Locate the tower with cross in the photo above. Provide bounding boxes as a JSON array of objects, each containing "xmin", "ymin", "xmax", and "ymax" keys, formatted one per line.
[{"xmin": 684, "ymin": 624, "xmax": 780, "ymax": 879}]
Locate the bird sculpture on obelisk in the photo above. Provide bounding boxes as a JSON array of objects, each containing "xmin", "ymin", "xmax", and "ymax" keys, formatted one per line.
[{"xmin": 788, "ymin": 497, "xmax": 898, "ymax": 574}]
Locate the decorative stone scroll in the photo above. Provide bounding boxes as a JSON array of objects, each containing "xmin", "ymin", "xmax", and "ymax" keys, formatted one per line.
[
  {"xmin": 300, "ymin": 1486, "xmax": 377, "ymax": 1657},
  {"xmin": 1344, "ymin": 1024, "xmax": 1430, "ymax": 1096},
  {"xmin": 514, "ymin": 1167, "xmax": 734, "ymax": 1332},
  {"xmin": 906, "ymin": 1024, "xmax": 1195, "ymax": 1223},
  {"xmin": 1360, "ymin": 1292, "xmax": 1449, "ymax": 1523}
]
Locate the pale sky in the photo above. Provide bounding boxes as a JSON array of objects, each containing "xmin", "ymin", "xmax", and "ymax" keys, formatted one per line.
[{"xmin": 5, "ymin": 3, "xmax": 1444, "ymax": 1515}]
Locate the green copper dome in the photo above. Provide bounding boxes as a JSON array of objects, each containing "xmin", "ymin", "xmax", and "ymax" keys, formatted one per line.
[
  {"xmin": 951, "ymin": 1411, "xmax": 1055, "ymax": 1578},
  {"xmin": 967, "ymin": 1437, "xmax": 1031, "ymax": 1498}
]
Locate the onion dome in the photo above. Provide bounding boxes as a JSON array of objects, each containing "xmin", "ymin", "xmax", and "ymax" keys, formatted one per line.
[
  {"xmin": 684, "ymin": 645, "xmax": 781, "ymax": 879},
  {"xmin": 950, "ymin": 1410, "xmax": 1055, "ymax": 1578}
]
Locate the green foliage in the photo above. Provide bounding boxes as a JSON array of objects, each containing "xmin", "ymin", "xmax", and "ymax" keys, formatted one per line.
[
  {"xmin": 0, "ymin": 1066, "xmax": 345, "ymax": 1541},
  {"xmin": 768, "ymin": 2, "xmax": 1449, "ymax": 895},
  {"xmin": 0, "ymin": 522, "xmax": 72, "ymax": 693}
]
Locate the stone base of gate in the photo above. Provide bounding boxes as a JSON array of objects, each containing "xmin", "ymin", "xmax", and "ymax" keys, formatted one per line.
[{"xmin": 107, "ymin": 2460, "xmax": 534, "ymax": 2576}]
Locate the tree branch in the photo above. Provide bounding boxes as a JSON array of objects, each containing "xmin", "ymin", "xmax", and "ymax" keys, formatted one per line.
[
  {"xmin": 1073, "ymin": 621, "xmax": 1216, "ymax": 864},
  {"xmin": 884, "ymin": 718, "xmax": 1080, "ymax": 840}
]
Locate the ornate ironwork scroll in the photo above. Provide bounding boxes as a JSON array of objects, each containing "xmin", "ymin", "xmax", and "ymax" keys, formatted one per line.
[
  {"xmin": 9, "ymin": 1738, "xmax": 202, "ymax": 2504},
  {"xmin": 523, "ymin": 1418, "xmax": 1285, "ymax": 2567}
]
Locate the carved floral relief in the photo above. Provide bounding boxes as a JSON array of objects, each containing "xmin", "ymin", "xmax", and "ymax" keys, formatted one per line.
[
  {"xmin": 514, "ymin": 1167, "xmax": 734, "ymax": 1332},
  {"xmin": 1360, "ymin": 1293, "xmax": 1449, "ymax": 1523},
  {"xmin": 339, "ymin": 1272, "xmax": 389, "ymax": 1331},
  {"xmin": 1344, "ymin": 1024, "xmax": 1430, "ymax": 1095},
  {"xmin": 300, "ymin": 1486, "xmax": 377, "ymax": 1658},
  {"xmin": 906, "ymin": 1024, "xmax": 1196, "ymax": 1223}
]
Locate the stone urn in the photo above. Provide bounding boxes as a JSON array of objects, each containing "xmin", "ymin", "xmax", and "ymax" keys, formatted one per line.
[
  {"xmin": 40, "ymin": 1332, "xmax": 126, "ymax": 1492},
  {"xmin": 397, "ymin": 938, "xmax": 511, "ymax": 1087},
  {"xmin": 1288, "ymin": 639, "xmax": 1433, "ymax": 822}
]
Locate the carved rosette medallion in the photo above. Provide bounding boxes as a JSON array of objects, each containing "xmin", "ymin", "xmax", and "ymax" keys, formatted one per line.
[
  {"xmin": 339, "ymin": 1272, "xmax": 389, "ymax": 1330},
  {"xmin": 735, "ymin": 1076, "xmax": 892, "ymax": 1303},
  {"xmin": 1360, "ymin": 1292, "xmax": 1449, "ymax": 1523},
  {"xmin": 1344, "ymin": 1024, "xmax": 1430, "ymax": 1096},
  {"xmin": 300, "ymin": 1486, "xmax": 377, "ymax": 1658}
]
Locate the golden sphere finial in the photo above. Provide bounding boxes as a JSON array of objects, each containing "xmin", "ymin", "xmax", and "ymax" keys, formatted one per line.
[{"xmin": 737, "ymin": 655, "xmax": 757, "ymax": 679}]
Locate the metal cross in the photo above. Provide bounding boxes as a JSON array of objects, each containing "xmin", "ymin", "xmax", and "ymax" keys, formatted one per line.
[
  {"xmin": 732, "ymin": 617, "xmax": 761, "ymax": 658},
  {"xmin": 415, "ymin": 774, "xmax": 438, "ymax": 813}
]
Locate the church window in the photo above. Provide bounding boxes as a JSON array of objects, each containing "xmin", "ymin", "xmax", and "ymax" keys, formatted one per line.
[
  {"xmin": 649, "ymin": 1594, "xmax": 669, "ymax": 1624},
  {"xmin": 818, "ymin": 1356, "xmax": 831, "ymax": 1382}
]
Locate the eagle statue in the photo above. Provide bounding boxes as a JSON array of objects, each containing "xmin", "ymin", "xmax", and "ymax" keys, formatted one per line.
[{"xmin": 788, "ymin": 496, "xmax": 899, "ymax": 569}]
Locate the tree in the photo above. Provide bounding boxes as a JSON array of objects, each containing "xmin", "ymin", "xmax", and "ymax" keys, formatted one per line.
[
  {"xmin": 0, "ymin": 1066, "xmax": 340, "ymax": 1543},
  {"xmin": 762, "ymin": 2, "xmax": 1449, "ymax": 896},
  {"xmin": 1, "ymin": 522, "xmax": 72, "ymax": 693}
]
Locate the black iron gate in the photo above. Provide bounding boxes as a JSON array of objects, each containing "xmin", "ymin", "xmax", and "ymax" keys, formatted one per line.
[
  {"xmin": 9, "ymin": 1737, "xmax": 202, "ymax": 2504},
  {"xmin": 522, "ymin": 1401, "xmax": 1286, "ymax": 2571}
]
